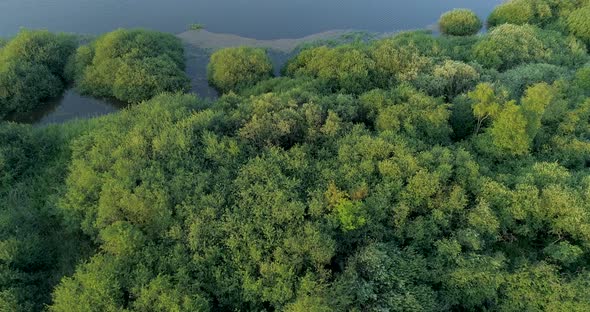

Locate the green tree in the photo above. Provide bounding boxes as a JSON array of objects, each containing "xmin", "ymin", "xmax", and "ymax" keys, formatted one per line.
[
  {"xmin": 0, "ymin": 29, "xmax": 76, "ymax": 117},
  {"xmin": 0, "ymin": 61, "xmax": 62, "ymax": 116},
  {"xmin": 520, "ymin": 82, "xmax": 554, "ymax": 142},
  {"xmin": 0, "ymin": 29, "xmax": 76, "ymax": 77},
  {"xmin": 566, "ymin": 5, "xmax": 590, "ymax": 48},
  {"xmin": 416, "ymin": 60, "xmax": 480, "ymax": 99},
  {"xmin": 71, "ymin": 29, "xmax": 190, "ymax": 103},
  {"xmin": 499, "ymin": 63, "xmax": 568, "ymax": 98},
  {"xmin": 439, "ymin": 9, "xmax": 483, "ymax": 36},
  {"xmin": 370, "ymin": 39, "xmax": 431, "ymax": 87},
  {"xmin": 50, "ymin": 255, "xmax": 125, "ymax": 312},
  {"xmin": 208, "ymin": 47, "xmax": 273, "ymax": 93},
  {"xmin": 331, "ymin": 244, "xmax": 437, "ymax": 311},
  {"xmin": 469, "ymin": 83, "xmax": 504, "ymax": 135},
  {"xmin": 473, "ymin": 24, "xmax": 547, "ymax": 70},
  {"xmin": 112, "ymin": 56, "xmax": 190, "ymax": 103},
  {"xmin": 487, "ymin": 100, "xmax": 531, "ymax": 156},
  {"xmin": 285, "ymin": 45, "xmax": 375, "ymax": 94},
  {"xmin": 573, "ymin": 65, "xmax": 590, "ymax": 96},
  {"xmin": 487, "ymin": 0, "xmax": 552, "ymax": 27}
]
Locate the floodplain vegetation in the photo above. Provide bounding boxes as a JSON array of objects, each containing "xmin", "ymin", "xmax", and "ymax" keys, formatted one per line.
[{"xmin": 2, "ymin": 0, "xmax": 590, "ymax": 311}]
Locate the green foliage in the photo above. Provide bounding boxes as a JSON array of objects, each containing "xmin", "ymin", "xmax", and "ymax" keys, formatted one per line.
[
  {"xmin": 535, "ymin": 29, "xmax": 589, "ymax": 67},
  {"xmin": 0, "ymin": 30, "xmax": 76, "ymax": 117},
  {"xmin": 285, "ymin": 45, "xmax": 374, "ymax": 94},
  {"xmin": 71, "ymin": 29, "xmax": 190, "ymax": 103},
  {"xmin": 521, "ymin": 82, "xmax": 555, "ymax": 141},
  {"xmin": 449, "ymin": 94, "xmax": 477, "ymax": 140},
  {"xmin": 188, "ymin": 23, "xmax": 205, "ymax": 31},
  {"xmin": 0, "ymin": 61, "xmax": 62, "ymax": 116},
  {"xmin": 416, "ymin": 60, "xmax": 480, "ymax": 99},
  {"xmin": 487, "ymin": 0, "xmax": 551, "ymax": 27},
  {"xmin": 439, "ymin": 9, "xmax": 483, "ymax": 36},
  {"xmin": 469, "ymin": 83, "xmax": 505, "ymax": 135},
  {"xmin": 50, "ymin": 255, "xmax": 125, "ymax": 312},
  {"xmin": 332, "ymin": 244, "xmax": 437, "ymax": 311},
  {"xmin": 573, "ymin": 65, "xmax": 590, "ymax": 94},
  {"xmin": 374, "ymin": 86, "xmax": 452, "ymax": 146},
  {"xmin": 0, "ymin": 122, "xmax": 92, "ymax": 311},
  {"xmin": 370, "ymin": 38, "xmax": 431, "ymax": 87},
  {"xmin": 6, "ymin": 1, "xmax": 590, "ymax": 311},
  {"xmin": 383, "ymin": 30, "xmax": 443, "ymax": 57},
  {"xmin": 487, "ymin": 100, "xmax": 531, "ymax": 156},
  {"xmin": 473, "ymin": 24, "xmax": 547, "ymax": 70},
  {"xmin": 566, "ymin": 5, "xmax": 590, "ymax": 48},
  {"xmin": 499, "ymin": 63, "xmax": 568, "ymax": 98},
  {"xmin": 207, "ymin": 47, "xmax": 273, "ymax": 93},
  {"xmin": 0, "ymin": 29, "xmax": 76, "ymax": 77},
  {"xmin": 326, "ymin": 183, "xmax": 367, "ymax": 231}
]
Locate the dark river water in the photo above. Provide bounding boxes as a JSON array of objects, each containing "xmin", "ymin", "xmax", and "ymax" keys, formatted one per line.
[{"xmin": 0, "ymin": 0, "xmax": 502, "ymax": 125}]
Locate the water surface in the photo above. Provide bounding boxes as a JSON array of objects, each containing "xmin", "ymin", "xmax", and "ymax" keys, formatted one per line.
[
  {"xmin": 6, "ymin": 90, "xmax": 126, "ymax": 125},
  {"xmin": 0, "ymin": 0, "xmax": 502, "ymax": 39}
]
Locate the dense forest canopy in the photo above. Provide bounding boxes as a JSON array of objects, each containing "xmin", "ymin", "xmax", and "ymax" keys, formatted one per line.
[{"xmin": 2, "ymin": 0, "xmax": 590, "ymax": 311}]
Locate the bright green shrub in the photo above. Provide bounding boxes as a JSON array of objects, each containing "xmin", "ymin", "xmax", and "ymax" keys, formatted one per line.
[
  {"xmin": 207, "ymin": 47, "xmax": 273, "ymax": 93},
  {"xmin": 439, "ymin": 9, "xmax": 483, "ymax": 36},
  {"xmin": 112, "ymin": 56, "xmax": 191, "ymax": 103},
  {"xmin": 0, "ymin": 29, "xmax": 76, "ymax": 77},
  {"xmin": 566, "ymin": 5, "xmax": 590, "ymax": 48},
  {"xmin": 487, "ymin": 0, "xmax": 553, "ymax": 27},
  {"xmin": 383, "ymin": 30, "xmax": 443, "ymax": 57},
  {"xmin": 0, "ymin": 30, "xmax": 76, "ymax": 117},
  {"xmin": 370, "ymin": 38, "xmax": 431, "ymax": 86},
  {"xmin": 64, "ymin": 45, "xmax": 93, "ymax": 83},
  {"xmin": 488, "ymin": 0, "xmax": 536, "ymax": 27},
  {"xmin": 285, "ymin": 45, "xmax": 374, "ymax": 94},
  {"xmin": 473, "ymin": 24, "xmax": 547, "ymax": 70},
  {"xmin": 71, "ymin": 29, "xmax": 190, "ymax": 103}
]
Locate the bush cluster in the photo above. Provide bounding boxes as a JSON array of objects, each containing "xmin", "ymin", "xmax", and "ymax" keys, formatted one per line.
[
  {"xmin": 207, "ymin": 47, "xmax": 274, "ymax": 93},
  {"xmin": 0, "ymin": 30, "xmax": 76, "ymax": 117},
  {"xmin": 439, "ymin": 9, "xmax": 483, "ymax": 36},
  {"xmin": 69, "ymin": 29, "xmax": 190, "ymax": 103}
]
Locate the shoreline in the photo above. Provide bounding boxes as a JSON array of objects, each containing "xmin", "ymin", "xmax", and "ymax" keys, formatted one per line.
[{"xmin": 177, "ymin": 29, "xmax": 357, "ymax": 53}]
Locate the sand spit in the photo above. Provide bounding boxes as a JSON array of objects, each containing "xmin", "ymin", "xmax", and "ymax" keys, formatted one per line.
[{"xmin": 177, "ymin": 29, "xmax": 355, "ymax": 53}]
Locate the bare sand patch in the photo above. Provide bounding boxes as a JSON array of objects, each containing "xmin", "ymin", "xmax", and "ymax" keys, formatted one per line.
[{"xmin": 177, "ymin": 29, "xmax": 354, "ymax": 53}]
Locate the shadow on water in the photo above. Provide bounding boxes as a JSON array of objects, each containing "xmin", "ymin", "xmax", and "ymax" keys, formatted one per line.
[
  {"xmin": 6, "ymin": 89, "xmax": 128, "ymax": 126},
  {"xmin": 183, "ymin": 45, "xmax": 219, "ymax": 99}
]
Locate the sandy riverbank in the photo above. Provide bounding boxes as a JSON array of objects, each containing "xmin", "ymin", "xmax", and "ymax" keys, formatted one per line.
[{"xmin": 177, "ymin": 29, "xmax": 356, "ymax": 53}]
